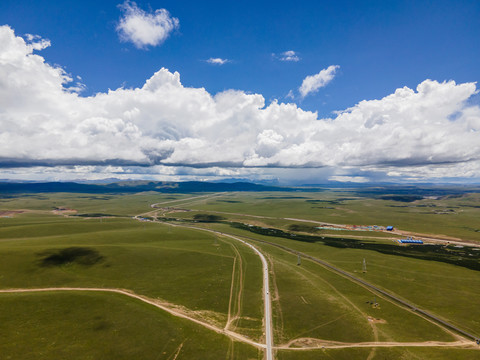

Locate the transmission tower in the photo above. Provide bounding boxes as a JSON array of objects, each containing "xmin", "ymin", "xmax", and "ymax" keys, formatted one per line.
[{"xmin": 362, "ymin": 258, "xmax": 367, "ymax": 273}]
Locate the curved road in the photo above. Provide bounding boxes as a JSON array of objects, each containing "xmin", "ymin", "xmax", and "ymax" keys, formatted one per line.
[
  {"xmin": 146, "ymin": 217, "xmax": 275, "ymax": 360},
  {"xmin": 139, "ymin": 195, "xmax": 274, "ymax": 358}
]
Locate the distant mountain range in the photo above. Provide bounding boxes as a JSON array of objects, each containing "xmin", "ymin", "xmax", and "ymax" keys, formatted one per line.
[
  {"xmin": 0, "ymin": 181, "xmax": 479, "ymax": 197},
  {"xmin": 0, "ymin": 181, "xmax": 295, "ymax": 194}
]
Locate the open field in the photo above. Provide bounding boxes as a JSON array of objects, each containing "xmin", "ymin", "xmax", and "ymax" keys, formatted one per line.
[
  {"xmin": 0, "ymin": 291, "xmax": 260, "ymax": 360},
  {"xmin": 179, "ymin": 191, "xmax": 480, "ymax": 242},
  {"xmin": 267, "ymin": 248, "xmax": 456, "ymax": 344},
  {"xmin": 192, "ymin": 221, "xmax": 480, "ymax": 337},
  {"xmin": 1, "ymin": 189, "xmax": 480, "ymax": 359},
  {"xmin": 0, "ymin": 211, "xmax": 264, "ymax": 342},
  {"xmin": 0, "ymin": 192, "xmax": 192, "ymax": 216}
]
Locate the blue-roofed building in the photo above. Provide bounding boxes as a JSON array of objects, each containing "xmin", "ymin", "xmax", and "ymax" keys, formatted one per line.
[
  {"xmin": 386, "ymin": 226, "xmax": 394, "ymax": 231},
  {"xmin": 397, "ymin": 237, "xmax": 423, "ymax": 244}
]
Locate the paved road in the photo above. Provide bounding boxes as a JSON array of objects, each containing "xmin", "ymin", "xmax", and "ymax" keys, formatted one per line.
[
  {"xmin": 149, "ymin": 218, "xmax": 275, "ymax": 360},
  {"xmin": 149, "ymin": 193, "xmax": 227, "ymax": 209},
  {"xmin": 219, "ymin": 232, "xmax": 274, "ymax": 360},
  {"xmin": 150, "ymin": 194, "xmax": 217, "ymax": 208}
]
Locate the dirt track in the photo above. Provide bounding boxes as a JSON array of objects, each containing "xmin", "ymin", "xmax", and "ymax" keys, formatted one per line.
[
  {"xmin": 1, "ymin": 287, "xmax": 477, "ymax": 351},
  {"xmin": 0, "ymin": 287, "xmax": 266, "ymax": 349},
  {"xmin": 278, "ymin": 338, "xmax": 475, "ymax": 350},
  {"xmin": 224, "ymin": 240, "xmax": 244, "ymax": 332}
]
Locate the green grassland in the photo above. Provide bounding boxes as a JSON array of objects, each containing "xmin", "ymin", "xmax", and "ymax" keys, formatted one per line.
[
  {"xmin": 181, "ymin": 191, "xmax": 480, "ymax": 242},
  {"xmin": 192, "ymin": 225, "xmax": 480, "ymax": 359},
  {"xmin": 0, "ymin": 211, "xmax": 264, "ymax": 343},
  {"xmin": 267, "ymin": 248, "xmax": 455, "ymax": 344},
  {"xmin": 0, "ymin": 192, "xmax": 193, "ymax": 216},
  {"xmin": 1, "ymin": 190, "xmax": 480, "ymax": 359},
  {"xmin": 220, "ymin": 237, "xmax": 264, "ymax": 339},
  {"xmin": 171, "ymin": 209, "xmax": 399, "ymax": 241},
  {"xmin": 268, "ymin": 235, "xmax": 480, "ymax": 337},
  {"xmin": 198, "ymin": 221, "xmax": 480, "ymax": 337},
  {"xmin": 0, "ymin": 291, "xmax": 260, "ymax": 360},
  {"xmin": 0, "ymin": 220, "xmax": 231, "ymax": 313},
  {"xmin": 193, "ymin": 223, "xmax": 458, "ymax": 343}
]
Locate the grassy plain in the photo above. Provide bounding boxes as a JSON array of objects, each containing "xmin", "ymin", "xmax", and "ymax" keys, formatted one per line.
[
  {"xmin": 194, "ymin": 223, "xmax": 457, "ymax": 344},
  {"xmin": 0, "ymin": 218, "xmax": 234, "ymax": 313},
  {"xmin": 0, "ymin": 204, "xmax": 265, "ymax": 354},
  {"xmin": 269, "ymin": 248, "xmax": 455, "ymax": 343},
  {"xmin": 1, "ymin": 189, "xmax": 480, "ymax": 359},
  {"xmin": 152, "ymin": 191, "xmax": 480, "ymax": 358},
  {"xmin": 0, "ymin": 291, "xmax": 259, "ymax": 360},
  {"xmin": 197, "ymin": 221, "xmax": 480, "ymax": 338},
  {"xmin": 184, "ymin": 191, "xmax": 480, "ymax": 242}
]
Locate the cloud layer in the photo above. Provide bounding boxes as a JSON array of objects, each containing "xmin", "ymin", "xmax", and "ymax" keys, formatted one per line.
[
  {"xmin": 299, "ymin": 65, "xmax": 339, "ymax": 97},
  {"xmin": 116, "ymin": 1, "xmax": 179, "ymax": 49},
  {"xmin": 1, "ymin": 26, "xmax": 480, "ymax": 181}
]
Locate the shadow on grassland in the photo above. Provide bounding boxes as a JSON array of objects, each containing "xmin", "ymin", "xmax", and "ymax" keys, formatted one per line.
[{"xmin": 37, "ymin": 247, "xmax": 104, "ymax": 267}]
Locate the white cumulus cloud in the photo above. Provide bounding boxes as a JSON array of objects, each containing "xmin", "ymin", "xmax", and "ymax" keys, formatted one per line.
[
  {"xmin": 299, "ymin": 65, "xmax": 339, "ymax": 98},
  {"xmin": 278, "ymin": 50, "xmax": 300, "ymax": 62},
  {"xmin": 206, "ymin": 58, "xmax": 229, "ymax": 65},
  {"xmin": 116, "ymin": 1, "xmax": 179, "ymax": 49},
  {"xmin": 1, "ymin": 25, "xmax": 480, "ymax": 182}
]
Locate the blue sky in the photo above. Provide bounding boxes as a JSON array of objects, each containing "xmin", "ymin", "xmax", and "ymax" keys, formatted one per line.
[{"xmin": 0, "ymin": 0, "xmax": 479, "ymax": 184}]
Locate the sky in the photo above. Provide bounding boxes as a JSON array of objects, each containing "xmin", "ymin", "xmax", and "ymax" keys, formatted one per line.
[{"xmin": 0, "ymin": 0, "xmax": 479, "ymax": 184}]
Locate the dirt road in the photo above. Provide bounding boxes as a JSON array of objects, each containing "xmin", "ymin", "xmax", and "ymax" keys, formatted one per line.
[{"xmin": 0, "ymin": 287, "xmax": 265, "ymax": 349}]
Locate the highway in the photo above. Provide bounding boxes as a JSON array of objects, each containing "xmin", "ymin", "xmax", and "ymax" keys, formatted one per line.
[
  {"xmin": 147, "ymin": 218, "xmax": 275, "ymax": 360},
  {"xmin": 219, "ymin": 232, "xmax": 274, "ymax": 360},
  {"xmin": 140, "ymin": 195, "xmax": 274, "ymax": 359}
]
